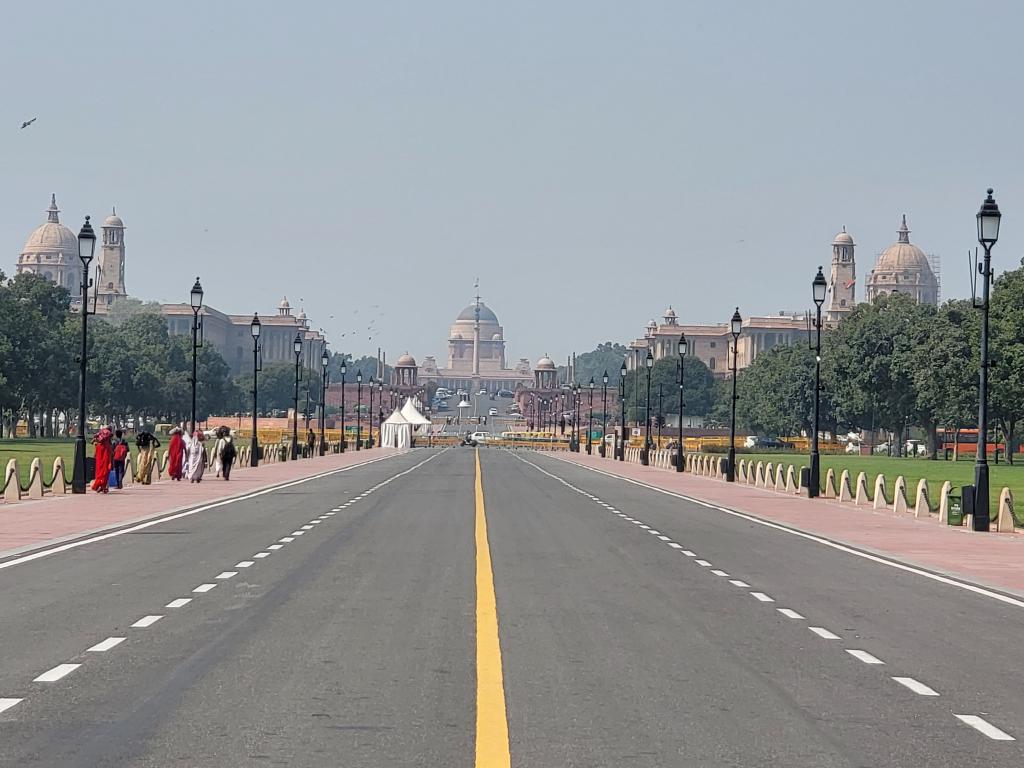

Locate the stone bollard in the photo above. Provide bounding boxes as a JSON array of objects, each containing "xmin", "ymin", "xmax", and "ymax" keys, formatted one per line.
[
  {"xmin": 747, "ymin": 461, "xmax": 756, "ymax": 485},
  {"xmin": 854, "ymin": 472, "xmax": 870, "ymax": 506},
  {"xmin": 913, "ymin": 479, "xmax": 930, "ymax": 518},
  {"xmin": 785, "ymin": 465, "xmax": 798, "ymax": 494},
  {"xmin": 997, "ymin": 488, "xmax": 1015, "ymax": 533},
  {"xmin": 737, "ymin": 459, "xmax": 745, "ymax": 482},
  {"xmin": 51, "ymin": 457, "xmax": 68, "ymax": 495},
  {"xmin": 824, "ymin": 468, "xmax": 837, "ymax": 499},
  {"xmin": 938, "ymin": 481, "xmax": 952, "ymax": 524},
  {"xmin": 4, "ymin": 459, "xmax": 20, "ymax": 502},
  {"xmin": 892, "ymin": 475, "xmax": 908, "ymax": 515},
  {"xmin": 27, "ymin": 458, "xmax": 44, "ymax": 499},
  {"xmin": 762, "ymin": 463, "xmax": 773, "ymax": 489},
  {"xmin": 872, "ymin": 474, "xmax": 888, "ymax": 510},
  {"xmin": 839, "ymin": 469, "xmax": 853, "ymax": 502}
]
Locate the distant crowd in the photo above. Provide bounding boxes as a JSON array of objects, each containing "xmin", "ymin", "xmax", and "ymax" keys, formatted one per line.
[{"xmin": 89, "ymin": 425, "xmax": 236, "ymax": 494}]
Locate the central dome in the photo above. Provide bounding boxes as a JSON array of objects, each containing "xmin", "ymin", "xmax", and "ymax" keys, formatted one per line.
[
  {"xmin": 23, "ymin": 195, "xmax": 78, "ymax": 256},
  {"xmin": 875, "ymin": 215, "xmax": 930, "ymax": 271},
  {"xmin": 456, "ymin": 302, "xmax": 498, "ymax": 324}
]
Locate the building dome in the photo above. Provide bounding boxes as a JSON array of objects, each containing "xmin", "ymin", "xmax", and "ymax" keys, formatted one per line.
[
  {"xmin": 396, "ymin": 352, "xmax": 417, "ymax": 367},
  {"xmin": 22, "ymin": 195, "xmax": 78, "ymax": 256},
  {"xmin": 865, "ymin": 215, "xmax": 938, "ymax": 306},
  {"xmin": 491, "ymin": 333, "xmax": 502, "ymax": 340},
  {"xmin": 278, "ymin": 297, "xmax": 290, "ymax": 310},
  {"xmin": 663, "ymin": 306, "xmax": 676, "ymax": 319},
  {"xmin": 874, "ymin": 216, "xmax": 930, "ymax": 271},
  {"xmin": 456, "ymin": 302, "xmax": 498, "ymax": 324},
  {"xmin": 832, "ymin": 227, "xmax": 854, "ymax": 246},
  {"xmin": 536, "ymin": 355, "xmax": 555, "ymax": 370},
  {"xmin": 103, "ymin": 208, "xmax": 124, "ymax": 228}
]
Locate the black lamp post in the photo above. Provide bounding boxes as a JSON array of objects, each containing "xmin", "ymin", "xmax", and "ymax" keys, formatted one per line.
[
  {"xmin": 600, "ymin": 370, "xmax": 609, "ymax": 458},
  {"xmin": 367, "ymin": 376, "xmax": 376, "ymax": 448},
  {"xmin": 619, "ymin": 360, "xmax": 627, "ymax": 461},
  {"xmin": 339, "ymin": 358, "xmax": 347, "ymax": 452},
  {"xmin": 586, "ymin": 377, "xmax": 595, "ymax": 454},
  {"xmin": 319, "ymin": 347, "xmax": 329, "ymax": 456},
  {"xmin": 189, "ymin": 277, "xmax": 204, "ymax": 435},
  {"xmin": 641, "ymin": 349, "xmax": 653, "ymax": 466},
  {"xmin": 250, "ymin": 314, "xmax": 262, "ymax": 467},
  {"xmin": 974, "ymin": 189, "xmax": 1001, "ymax": 531},
  {"xmin": 726, "ymin": 308, "xmax": 742, "ymax": 482},
  {"xmin": 677, "ymin": 333, "xmax": 686, "ymax": 472},
  {"xmin": 291, "ymin": 332, "xmax": 302, "ymax": 460},
  {"xmin": 377, "ymin": 379, "xmax": 383, "ymax": 448},
  {"xmin": 573, "ymin": 383, "xmax": 581, "ymax": 452},
  {"xmin": 71, "ymin": 216, "xmax": 96, "ymax": 494},
  {"xmin": 356, "ymin": 371, "xmax": 363, "ymax": 451},
  {"xmin": 657, "ymin": 383, "xmax": 664, "ymax": 445},
  {"xmin": 809, "ymin": 268, "xmax": 827, "ymax": 497}
]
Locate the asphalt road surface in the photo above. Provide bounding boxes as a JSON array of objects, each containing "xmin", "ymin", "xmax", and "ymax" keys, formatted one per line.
[{"xmin": 2, "ymin": 447, "xmax": 1024, "ymax": 766}]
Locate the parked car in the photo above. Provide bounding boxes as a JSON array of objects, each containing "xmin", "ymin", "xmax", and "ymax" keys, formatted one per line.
[
  {"xmin": 488, "ymin": 407, "xmax": 499, "ymax": 416},
  {"xmin": 478, "ymin": 389, "xmax": 488, "ymax": 396},
  {"xmin": 497, "ymin": 389, "xmax": 514, "ymax": 398}
]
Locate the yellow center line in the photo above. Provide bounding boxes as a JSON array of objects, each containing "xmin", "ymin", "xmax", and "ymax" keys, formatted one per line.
[{"xmin": 475, "ymin": 449, "xmax": 512, "ymax": 767}]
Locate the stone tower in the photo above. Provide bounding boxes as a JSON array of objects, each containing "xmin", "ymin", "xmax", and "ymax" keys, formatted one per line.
[
  {"xmin": 96, "ymin": 208, "xmax": 127, "ymax": 309},
  {"xmin": 826, "ymin": 227, "xmax": 856, "ymax": 322}
]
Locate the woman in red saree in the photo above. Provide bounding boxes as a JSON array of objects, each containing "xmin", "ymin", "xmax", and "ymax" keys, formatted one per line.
[
  {"xmin": 168, "ymin": 427, "xmax": 185, "ymax": 481},
  {"xmin": 91, "ymin": 426, "xmax": 113, "ymax": 493}
]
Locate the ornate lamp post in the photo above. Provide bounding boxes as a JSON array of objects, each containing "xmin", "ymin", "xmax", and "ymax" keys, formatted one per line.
[
  {"xmin": 586, "ymin": 377, "xmax": 595, "ymax": 455},
  {"xmin": 339, "ymin": 358, "xmax": 347, "ymax": 452},
  {"xmin": 319, "ymin": 347, "xmax": 329, "ymax": 455},
  {"xmin": 618, "ymin": 360, "xmax": 627, "ymax": 461},
  {"xmin": 726, "ymin": 308, "xmax": 742, "ymax": 482},
  {"xmin": 71, "ymin": 217, "xmax": 96, "ymax": 494},
  {"xmin": 250, "ymin": 314, "xmax": 262, "ymax": 467},
  {"xmin": 189, "ymin": 277, "xmax": 204, "ymax": 435},
  {"xmin": 377, "ymin": 379, "xmax": 383, "ymax": 448},
  {"xmin": 677, "ymin": 333, "xmax": 686, "ymax": 472},
  {"xmin": 600, "ymin": 370, "xmax": 609, "ymax": 458},
  {"xmin": 809, "ymin": 268, "xmax": 827, "ymax": 497},
  {"xmin": 573, "ymin": 383, "xmax": 581, "ymax": 452},
  {"xmin": 356, "ymin": 371, "xmax": 363, "ymax": 451},
  {"xmin": 291, "ymin": 332, "xmax": 302, "ymax": 460},
  {"xmin": 367, "ymin": 376, "xmax": 376, "ymax": 448},
  {"xmin": 974, "ymin": 189, "xmax": 1001, "ymax": 531},
  {"xmin": 657, "ymin": 383, "xmax": 664, "ymax": 445},
  {"xmin": 641, "ymin": 349, "xmax": 654, "ymax": 465}
]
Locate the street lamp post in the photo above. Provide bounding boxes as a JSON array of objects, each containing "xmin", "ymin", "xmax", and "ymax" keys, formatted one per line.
[
  {"xmin": 619, "ymin": 360, "xmax": 627, "ymax": 461},
  {"xmin": 809, "ymin": 268, "xmax": 827, "ymax": 497},
  {"xmin": 319, "ymin": 348, "xmax": 329, "ymax": 456},
  {"xmin": 657, "ymin": 383, "xmax": 664, "ymax": 446},
  {"xmin": 677, "ymin": 333, "xmax": 686, "ymax": 472},
  {"xmin": 586, "ymin": 377, "xmax": 595, "ymax": 455},
  {"xmin": 189, "ymin": 277, "xmax": 204, "ymax": 435},
  {"xmin": 356, "ymin": 371, "xmax": 363, "ymax": 451},
  {"xmin": 574, "ymin": 383, "xmax": 581, "ymax": 452},
  {"xmin": 291, "ymin": 333, "xmax": 302, "ymax": 460},
  {"xmin": 339, "ymin": 359, "xmax": 347, "ymax": 452},
  {"xmin": 368, "ymin": 376, "xmax": 375, "ymax": 449},
  {"xmin": 600, "ymin": 371, "xmax": 609, "ymax": 458},
  {"xmin": 250, "ymin": 314, "xmax": 262, "ymax": 467},
  {"xmin": 726, "ymin": 308, "xmax": 742, "ymax": 482},
  {"xmin": 377, "ymin": 380, "xmax": 383, "ymax": 448},
  {"xmin": 642, "ymin": 349, "xmax": 653, "ymax": 466},
  {"xmin": 71, "ymin": 217, "xmax": 96, "ymax": 494},
  {"xmin": 974, "ymin": 189, "xmax": 1002, "ymax": 531}
]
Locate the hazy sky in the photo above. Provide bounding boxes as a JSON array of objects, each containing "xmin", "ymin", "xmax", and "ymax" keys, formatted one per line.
[{"xmin": 2, "ymin": 1, "xmax": 1021, "ymax": 365}]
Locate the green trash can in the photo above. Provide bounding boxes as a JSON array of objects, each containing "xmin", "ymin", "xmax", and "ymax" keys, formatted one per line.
[{"xmin": 948, "ymin": 493, "xmax": 963, "ymax": 526}]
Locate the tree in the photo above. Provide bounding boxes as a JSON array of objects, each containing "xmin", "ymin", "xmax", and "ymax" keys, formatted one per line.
[
  {"xmin": 558, "ymin": 342, "xmax": 630, "ymax": 386},
  {"xmin": 622, "ymin": 356, "xmax": 716, "ymax": 424},
  {"xmin": 990, "ymin": 261, "xmax": 1024, "ymax": 463},
  {"xmin": 736, "ymin": 343, "xmax": 833, "ymax": 437}
]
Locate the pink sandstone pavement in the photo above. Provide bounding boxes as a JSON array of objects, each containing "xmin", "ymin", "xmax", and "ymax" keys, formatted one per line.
[
  {"xmin": 553, "ymin": 451, "xmax": 1024, "ymax": 598},
  {"xmin": 0, "ymin": 448, "xmax": 401, "ymax": 559}
]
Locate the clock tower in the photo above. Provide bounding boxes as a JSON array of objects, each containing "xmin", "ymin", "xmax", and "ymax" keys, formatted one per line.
[{"xmin": 826, "ymin": 227, "xmax": 856, "ymax": 323}]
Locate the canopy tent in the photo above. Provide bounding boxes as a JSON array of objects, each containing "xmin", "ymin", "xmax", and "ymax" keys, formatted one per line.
[
  {"xmin": 400, "ymin": 398, "xmax": 432, "ymax": 435},
  {"xmin": 380, "ymin": 409, "xmax": 412, "ymax": 449}
]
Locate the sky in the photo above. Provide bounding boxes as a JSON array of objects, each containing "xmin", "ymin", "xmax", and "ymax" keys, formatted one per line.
[{"xmin": 2, "ymin": 1, "xmax": 1022, "ymax": 365}]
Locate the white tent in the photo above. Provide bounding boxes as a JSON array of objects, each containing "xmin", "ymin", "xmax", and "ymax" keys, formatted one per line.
[
  {"xmin": 400, "ymin": 398, "xmax": 432, "ymax": 436},
  {"xmin": 381, "ymin": 409, "xmax": 412, "ymax": 449}
]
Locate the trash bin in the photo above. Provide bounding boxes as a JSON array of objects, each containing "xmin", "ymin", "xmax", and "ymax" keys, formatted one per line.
[
  {"xmin": 947, "ymin": 492, "xmax": 963, "ymax": 525},
  {"xmin": 85, "ymin": 456, "xmax": 96, "ymax": 481},
  {"xmin": 799, "ymin": 467, "xmax": 811, "ymax": 491}
]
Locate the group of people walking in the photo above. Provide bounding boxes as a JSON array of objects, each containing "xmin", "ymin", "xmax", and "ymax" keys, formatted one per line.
[{"xmin": 91, "ymin": 424, "xmax": 236, "ymax": 493}]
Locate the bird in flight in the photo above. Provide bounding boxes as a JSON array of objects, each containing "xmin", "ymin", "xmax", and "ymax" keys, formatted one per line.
[{"xmin": 20, "ymin": 117, "xmax": 37, "ymax": 129}]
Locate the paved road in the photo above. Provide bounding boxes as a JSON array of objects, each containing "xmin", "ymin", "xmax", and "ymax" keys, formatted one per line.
[{"xmin": 2, "ymin": 448, "xmax": 1023, "ymax": 766}]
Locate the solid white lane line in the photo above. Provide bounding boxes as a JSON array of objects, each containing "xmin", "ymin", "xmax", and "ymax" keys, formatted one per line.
[
  {"xmin": 750, "ymin": 592, "xmax": 774, "ymax": 602},
  {"xmin": 695, "ymin": 560, "xmax": 713, "ymax": 567},
  {"xmin": 777, "ymin": 608, "xmax": 804, "ymax": 619},
  {"xmin": 131, "ymin": 615, "xmax": 162, "ymax": 628},
  {"xmin": 682, "ymin": 550, "xmax": 696, "ymax": 557},
  {"xmin": 280, "ymin": 537, "xmax": 295, "ymax": 542},
  {"xmin": 729, "ymin": 580, "xmax": 751, "ymax": 587},
  {"xmin": 0, "ymin": 698, "xmax": 22, "ymax": 714},
  {"xmin": 253, "ymin": 552, "xmax": 270, "ymax": 558},
  {"xmin": 216, "ymin": 571, "xmax": 237, "ymax": 579},
  {"xmin": 193, "ymin": 583, "xmax": 217, "ymax": 592},
  {"xmin": 267, "ymin": 544, "xmax": 284, "ymax": 550},
  {"xmin": 34, "ymin": 664, "xmax": 80, "ymax": 682},
  {"xmin": 808, "ymin": 626, "xmax": 840, "ymax": 640},
  {"xmin": 710, "ymin": 569, "xmax": 730, "ymax": 577},
  {"xmin": 87, "ymin": 637, "xmax": 126, "ymax": 652},
  {"xmin": 667, "ymin": 543, "xmax": 683, "ymax": 549},
  {"xmin": 892, "ymin": 677, "xmax": 939, "ymax": 696},
  {"xmin": 235, "ymin": 561, "xmax": 255, "ymax": 568},
  {"xmin": 954, "ymin": 715, "xmax": 1015, "ymax": 740},
  {"xmin": 846, "ymin": 649, "xmax": 884, "ymax": 665},
  {"xmin": 166, "ymin": 598, "xmax": 192, "ymax": 608}
]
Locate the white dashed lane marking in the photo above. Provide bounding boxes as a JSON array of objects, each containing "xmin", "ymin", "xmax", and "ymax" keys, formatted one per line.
[
  {"xmin": 808, "ymin": 627, "xmax": 840, "ymax": 640},
  {"xmin": 291, "ymin": 531, "xmax": 305, "ymax": 536},
  {"xmin": 750, "ymin": 592, "xmax": 775, "ymax": 603},
  {"xmin": 253, "ymin": 552, "xmax": 270, "ymax": 558},
  {"xmin": 235, "ymin": 561, "xmax": 255, "ymax": 568},
  {"xmin": 87, "ymin": 637, "xmax": 125, "ymax": 652},
  {"xmin": 131, "ymin": 615, "xmax": 162, "ymax": 628},
  {"xmin": 695, "ymin": 560, "xmax": 713, "ymax": 567},
  {"xmin": 710, "ymin": 569, "xmax": 730, "ymax": 577},
  {"xmin": 729, "ymin": 580, "xmax": 751, "ymax": 588},
  {"xmin": 682, "ymin": 550, "xmax": 696, "ymax": 557},
  {"xmin": 777, "ymin": 608, "xmax": 804, "ymax": 619},
  {"xmin": 892, "ymin": 677, "xmax": 939, "ymax": 696},
  {"xmin": 0, "ymin": 698, "xmax": 22, "ymax": 714},
  {"xmin": 193, "ymin": 583, "xmax": 217, "ymax": 592},
  {"xmin": 267, "ymin": 544, "xmax": 284, "ymax": 550},
  {"xmin": 34, "ymin": 664, "xmax": 80, "ymax": 683},
  {"xmin": 846, "ymin": 649, "xmax": 884, "ymax": 665},
  {"xmin": 216, "ymin": 571, "xmax": 237, "ymax": 579},
  {"xmin": 667, "ymin": 543, "xmax": 683, "ymax": 549},
  {"xmin": 166, "ymin": 598, "xmax": 192, "ymax": 608},
  {"xmin": 301, "ymin": 525, "xmax": 314, "ymax": 530},
  {"xmin": 954, "ymin": 715, "xmax": 1015, "ymax": 740},
  {"xmin": 280, "ymin": 537, "xmax": 295, "ymax": 543}
]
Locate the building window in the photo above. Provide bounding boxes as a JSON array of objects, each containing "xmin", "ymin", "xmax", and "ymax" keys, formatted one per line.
[
  {"xmin": 709, "ymin": 358, "xmax": 716, "ymax": 370},
  {"xmin": 840, "ymin": 299, "xmax": 847, "ymax": 306},
  {"xmin": 709, "ymin": 341, "xmax": 716, "ymax": 348}
]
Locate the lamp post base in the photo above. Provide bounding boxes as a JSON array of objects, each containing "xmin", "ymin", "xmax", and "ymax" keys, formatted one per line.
[
  {"xmin": 974, "ymin": 462, "xmax": 991, "ymax": 531},
  {"xmin": 726, "ymin": 447, "xmax": 736, "ymax": 482},
  {"xmin": 72, "ymin": 436, "xmax": 87, "ymax": 494},
  {"xmin": 808, "ymin": 452, "xmax": 820, "ymax": 498},
  {"xmin": 250, "ymin": 436, "xmax": 259, "ymax": 467}
]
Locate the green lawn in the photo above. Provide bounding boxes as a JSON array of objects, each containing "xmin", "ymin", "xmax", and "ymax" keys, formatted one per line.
[{"xmin": 734, "ymin": 451, "xmax": 1024, "ymax": 516}]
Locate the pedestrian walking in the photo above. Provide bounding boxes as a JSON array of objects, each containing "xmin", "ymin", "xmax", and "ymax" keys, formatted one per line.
[
  {"xmin": 134, "ymin": 429, "xmax": 161, "ymax": 485},
  {"xmin": 91, "ymin": 426, "xmax": 113, "ymax": 494},
  {"xmin": 112, "ymin": 429, "xmax": 129, "ymax": 489},
  {"xmin": 185, "ymin": 429, "xmax": 207, "ymax": 483},
  {"xmin": 217, "ymin": 429, "xmax": 237, "ymax": 481},
  {"xmin": 306, "ymin": 427, "xmax": 316, "ymax": 457},
  {"xmin": 167, "ymin": 427, "xmax": 185, "ymax": 481}
]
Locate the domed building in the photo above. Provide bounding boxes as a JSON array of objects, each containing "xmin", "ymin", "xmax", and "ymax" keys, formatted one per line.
[
  {"xmin": 447, "ymin": 300, "xmax": 505, "ymax": 371},
  {"xmin": 865, "ymin": 216, "xmax": 938, "ymax": 305},
  {"xmin": 16, "ymin": 195, "xmax": 81, "ymax": 293}
]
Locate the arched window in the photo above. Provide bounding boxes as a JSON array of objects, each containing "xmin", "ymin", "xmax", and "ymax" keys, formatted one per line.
[{"xmin": 709, "ymin": 358, "xmax": 716, "ymax": 371}]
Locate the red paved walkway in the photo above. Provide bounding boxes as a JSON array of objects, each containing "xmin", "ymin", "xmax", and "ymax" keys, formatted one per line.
[
  {"xmin": 0, "ymin": 449, "xmax": 401, "ymax": 559},
  {"xmin": 553, "ymin": 451, "xmax": 1024, "ymax": 597}
]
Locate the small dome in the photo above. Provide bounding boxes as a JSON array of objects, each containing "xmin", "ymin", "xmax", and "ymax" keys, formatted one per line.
[
  {"xmin": 278, "ymin": 296, "xmax": 291, "ymax": 310},
  {"xmin": 491, "ymin": 333, "xmax": 502, "ymax": 340},
  {"xmin": 22, "ymin": 195, "xmax": 78, "ymax": 257},
  {"xmin": 456, "ymin": 302, "xmax": 499, "ymax": 324},
  {"xmin": 103, "ymin": 207, "xmax": 124, "ymax": 228},
  {"xmin": 396, "ymin": 352, "xmax": 417, "ymax": 367},
  {"xmin": 832, "ymin": 226, "xmax": 854, "ymax": 246},
  {"xmin": 297, "ymin": 309, "xmax": 307, "ymax": 320},
  {"xmin": 663, "ymin": 306, "xmax": 676, "ymax": 318},
  {"xmin": 647, "ymin": 319, "xmax": 657, "ymax": 328},
  {"xmin": 536, "ymin": 355, "xmax": 555, "ymax": 370}
]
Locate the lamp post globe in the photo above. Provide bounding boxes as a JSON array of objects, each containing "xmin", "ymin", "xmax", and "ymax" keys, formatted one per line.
[
  {"xmin": 974, "ymin": 189, "xmax": 1001, "ymax": 531},
  {"xmin": 249, "ymin": 313, "xmax": 261, "ymax": 467},
  {"xmin": 726, "ymin": 308, "xmax": 742, "ymax": 482},
  {"xmin": 71, "ymin": 216, "xmax": 96, "ymax": 494},
  {"xmin": 676, "ymin": 332, "xmax": 687, "ymax": 472}
]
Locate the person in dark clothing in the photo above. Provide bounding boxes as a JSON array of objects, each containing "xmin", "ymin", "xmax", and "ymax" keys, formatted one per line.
[{"xmin": 112, "ymin": 429, "xmax": 129, "ymax": 489}]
